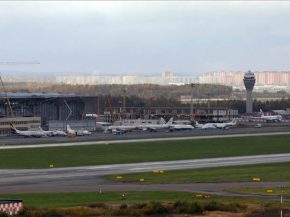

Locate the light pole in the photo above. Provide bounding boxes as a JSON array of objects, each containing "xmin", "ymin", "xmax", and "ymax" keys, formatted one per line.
[
  {"xmin": 281, "ymin": 194, "xmax": 283, "ymax": 217},
  {"xmin": 279, "ymin": 185, "xmax": 285, "ymax": 217}
]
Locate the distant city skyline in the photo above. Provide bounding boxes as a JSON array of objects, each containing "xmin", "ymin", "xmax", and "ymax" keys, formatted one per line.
[{"xmin": 1, "ymin": 1, "xmax": 290, "ymax": 75}]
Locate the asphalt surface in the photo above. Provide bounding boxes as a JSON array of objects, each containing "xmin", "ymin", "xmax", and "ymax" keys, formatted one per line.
[
  {"xmin": 1, "ymin": 125, "xmax": 290, "ymax": 146},
  {"xmin": 1, "ymin": 153, "xmax": 290, "ymax": 201},
  {"xmin": 1, "ymin": 127, "xmax": 290, "ymax": 202},
  {"xmin": 1, "ymin": 131, "xmax": 290, "ymax": 150}
]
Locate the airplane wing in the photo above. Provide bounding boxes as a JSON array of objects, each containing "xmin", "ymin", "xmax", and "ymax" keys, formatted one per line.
[{"xmin": 147, "ymin": 127, "xmax": 157, "ymax": 132}]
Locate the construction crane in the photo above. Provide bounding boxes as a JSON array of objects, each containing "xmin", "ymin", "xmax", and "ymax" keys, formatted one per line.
[
  {"xmin": 0, "ymin": 61, "xmax": 40, "ymax": 116},
  {"xmin": 0, "ymin": 76, "xmax": 14, "ymax": 116}
]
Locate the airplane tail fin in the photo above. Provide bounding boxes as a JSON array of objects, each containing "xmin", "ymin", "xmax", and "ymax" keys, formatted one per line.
[
  {"xmin": 67, "ymin": 124, "xmax": 76, "ymax": 137},
  {"xmin": 260, "ymin": 109, "xmax": 264, "ymax": 116},
  {"xmin": 160, "ymin": 117, "xmax": 166, "ymax": 125},
  {"xmin": 10, "ymin": 123, "xmax": 16, "ymax": 129},
  {"xmin": 103, "ymin": 126, "xmax": 109, "ymax": 133},
  {"xmin": 10, "ymin": 123, "xmax": 17, "ymax": 133},
  {"xmin": 167, "ymin": 117, "xmax": 173, "ymax": 125}
]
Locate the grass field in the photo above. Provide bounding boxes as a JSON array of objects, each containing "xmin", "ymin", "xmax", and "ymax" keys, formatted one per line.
[
  {"xmin": 106, "ymin": 162, "xmax": 290, "ymax": 183},
  {"xmin": 1, "ymin": 135, "xmax": 290, "ymax": 168},
  {"xmin": 229, "ymin": 187, "xmax": 290, "ymax": 196},
  {"xmin": 0, "ymin": 191, "xmax": 270, "ymax": 208}
]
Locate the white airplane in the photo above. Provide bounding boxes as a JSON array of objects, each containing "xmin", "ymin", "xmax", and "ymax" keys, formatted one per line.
[
  {"xmin": 105, "ymin": 125, "xmax": 137, "ymax": 133},
  {"xmin": 66, "ymin": 124, "xmax": 76, "ymax": 137},
  {"xmin": 138, "ymin": 117, "xmax": 173, "ymax": 132},
  {"xmin": 96, "ymin": 121, "xmax": 112, "ymax": 127},
  {"xmin": 194, "ymin": 121, "xmax": 217, "ymax": 130},
  {"xmin": 39, "ymin": 127, "xmax": 54, "ymax": 137},
  {"xmin": 10, "ymin": 123, "xmax": 47, "ymax": 138},
  {"xmin": 259, "ymin": 109, "xmax": 282, "ymax": 122},
  {"xmin": 169, "ymin": 124, "xmax": 194, "ymax": 131},
  {"xmin": 66, "ymin": 125, "xmax": 92, "ymax": 136},
  {"xmin": 76, "ymin": 128, "xmax": 92, "ymax": 136},
  {"xmin": 52, "ymin": 129, "xmax": 67, "ymax": 137},
  {"xmin": 168, "ymin": 119, "xmax": 194, "ymax": 131},
  {"xmin": 213, "ymin": 119, "xmax": 237, "ymax": 129}
]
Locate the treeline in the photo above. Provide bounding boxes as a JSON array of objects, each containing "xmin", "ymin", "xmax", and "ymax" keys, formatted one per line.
[
  {"xmin": 4, "ymin": 82, "xmax": 290, "ymax": 113},
  {"xmin": 202, "ymin": 98, "xmax": 290, "ymax": 113},
  {"xmin": 4, "ymin": 82, "xmax": 233, "ymax": 99},
  {"xmin": 84, "ymin": 95, "xmax": 290, "ymax": 114}
]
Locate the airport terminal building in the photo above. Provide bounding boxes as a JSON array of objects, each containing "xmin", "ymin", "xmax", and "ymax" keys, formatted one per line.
[
  {"xmin": 0, "ymin": 93, "xmax": 97, "ymax": 136},
  {"xmin": 1, "ymin": 92, "xmax": 239, "ymax": 136}
]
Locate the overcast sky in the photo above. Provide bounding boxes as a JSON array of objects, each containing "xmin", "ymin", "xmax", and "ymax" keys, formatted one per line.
[{"xmin": 1, "ymin": 1, "xmax": 290, "ymax": 76}]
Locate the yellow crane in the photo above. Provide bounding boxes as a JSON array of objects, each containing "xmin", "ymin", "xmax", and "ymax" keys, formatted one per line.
[{"xmin": 0, "ymin": 61, "xmax": 40, "ymax": 116}]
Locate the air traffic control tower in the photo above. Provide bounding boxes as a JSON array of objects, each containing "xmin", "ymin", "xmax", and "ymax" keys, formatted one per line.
[{"xmin": 243, "ymin": 70, "xmax": 256, "ymax": 113}]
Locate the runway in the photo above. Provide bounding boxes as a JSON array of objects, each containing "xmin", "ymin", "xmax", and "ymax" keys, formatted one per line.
[
  {"xmin": 1, "ymin": 153, "xmax": 290, "ymax": 195},
  {"xmin": 1, "ymin": 129, "xmax": 290, "ymax": 201}
]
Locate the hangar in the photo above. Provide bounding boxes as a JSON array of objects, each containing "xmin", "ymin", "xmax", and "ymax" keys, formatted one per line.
[{"xmin": 0, "ymin": 93, "xmax": 98, "ymax": 136}]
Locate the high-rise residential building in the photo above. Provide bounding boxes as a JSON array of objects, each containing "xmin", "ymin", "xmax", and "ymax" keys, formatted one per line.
[
  {"xmin": 55, "ymin": 72, "xmax": 197, "ymax": 85},
  {"xmin": 198, "ymin": 71, "xmax": 290, "ymax": 87}
]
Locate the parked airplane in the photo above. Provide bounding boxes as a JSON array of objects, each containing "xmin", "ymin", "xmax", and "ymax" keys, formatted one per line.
[
  {"xmin": 213, "ymin": 119, "xmax": 237, "ymax": 129},
  {"xmin": 168, "ymin": 119, "xmax": 194, "ymax": 131},
  {"xmin": 51, "ymin": 129, "xmax": 67, "ymax": 137},
  {"xmin": 39, "ymin": 127, "xmax": 54, "ymax": 137},
  {"xmin": 194, "ymin": 121, "xmax": 217, "ymax": 130},
  {"xmin": 169, "ymin": 124, "xmax": 194, "ymax": 131},
  {"xmin": 138, "ymin": 117, "xmax": 173, "ymax": 132},
  {"xmin": 259, "ymin": 109, "xmax": 282, "ymax": 122},
  {"xmin": 66, "ymin": 125, "xmax": 76, "ymax": 137},
  {"xmin": 105, "ymin": 125, "xmax": 137, "ymax": 133},
  {"xmin": 65, "ymin": 125, "xmax": 92, "ymax": 136},
  {"xmin": 10, "ymin": 123, "xmax": 47, "ymax": 138},
  {"xmin": 76, "ymin": 128, "xmax": 92, "ymax": 136}
]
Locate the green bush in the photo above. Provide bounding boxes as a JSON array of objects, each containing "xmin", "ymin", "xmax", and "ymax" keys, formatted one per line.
[
  {"xmin": 189, "ymin": 202, "xmax": 202, "ymax": 214},
  {"xmin": 131, "ymin": 203, "xmax": 147, "ymax": 209},
  {"xmin": 16, "ymin": 209, "xmax": 31, "ymax": 217},
  {"xmin": 204, "ymin": 201, "xmax": 247, "ymax": 213},
  {"xmin": 204, "ymin": 201, "xmax": 218, "ymax": 211},
  {"xmin": 222, "ymin": 203, "xmax": 247, "ymax": 212},
  {"xmin": 173, "ymin": 200, "xmax": 190, "ymax": 213},
  {"xmin": 87, "ymin": 202, "xmax": 107, "ymax": 209},
  {"xmin": 143, "ymin": 201, "xmax": 169, "ymax": 215},
  {"xmin": 119, "ymin": 203, "xmax": 128, "ymax": 210},
  {"xmin": 246, "ymin": 208, "xmax": 280, "ymax": 217},
  {"xmin": 38, "ymin": 210, "xmax": 64, "ymax": 217}
]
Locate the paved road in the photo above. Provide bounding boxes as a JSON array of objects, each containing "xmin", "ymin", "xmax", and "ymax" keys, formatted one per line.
[{"xmin": 1, "ymin": 153, "xmax": 290, "ymax": 199}]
